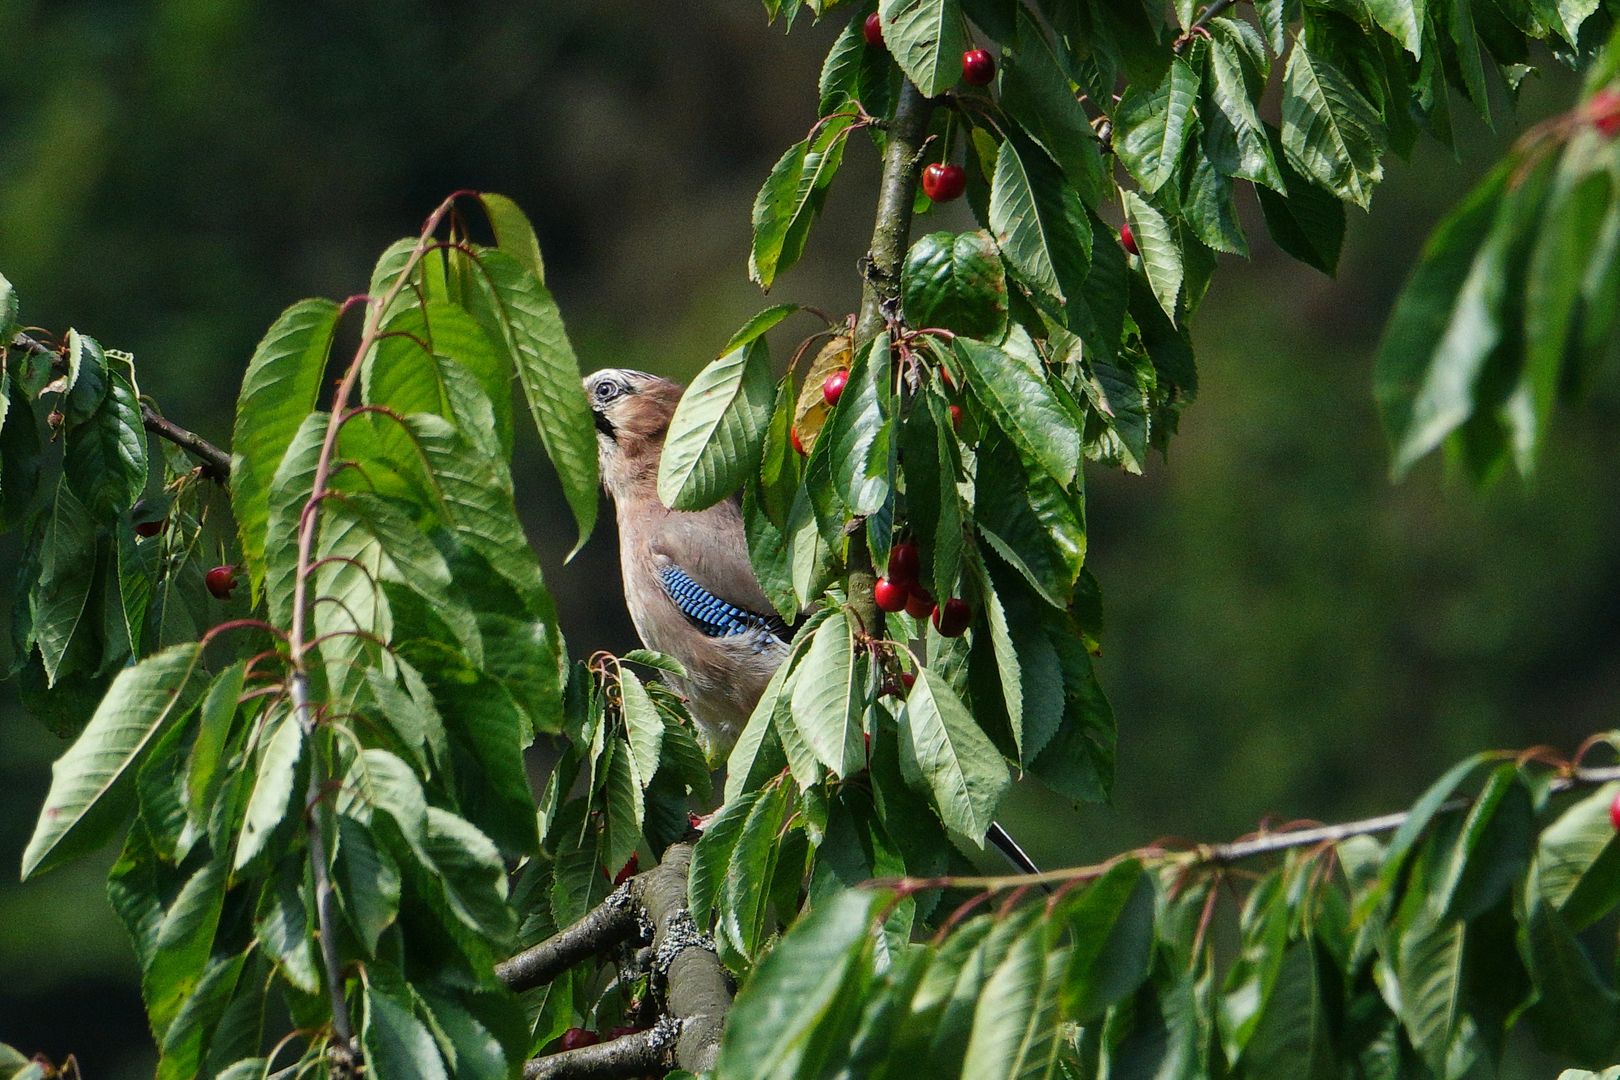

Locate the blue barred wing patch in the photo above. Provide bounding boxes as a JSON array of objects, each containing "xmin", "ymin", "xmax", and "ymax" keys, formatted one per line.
[{"xmin": 658, "ymin": 565, "xmax": 790, "ymax": 641}]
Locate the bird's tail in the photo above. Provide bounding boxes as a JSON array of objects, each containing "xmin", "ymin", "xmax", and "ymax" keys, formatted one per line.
[{"xmin": 987, "ymin": 821, "xmax": 1050, "ymax": 891}]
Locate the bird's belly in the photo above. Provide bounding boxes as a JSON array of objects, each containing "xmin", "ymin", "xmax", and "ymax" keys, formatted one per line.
[{"xmin": 624, "ymin": 589, "xmax": 785, "ymax": 756}]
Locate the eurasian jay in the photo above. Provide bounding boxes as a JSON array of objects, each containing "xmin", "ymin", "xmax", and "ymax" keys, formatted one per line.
[
  {"xmin": 585, "ymin": 368, "xmax": 791, "ymax": 757},
  {"xmin": 584, "ymin": 367, "xmax": 1045, "ymax": 880}
]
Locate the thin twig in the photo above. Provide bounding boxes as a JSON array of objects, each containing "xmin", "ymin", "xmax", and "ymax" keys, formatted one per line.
[
  {"xmin": 283, "ymin": 196, "xmax": 461, "ymax": 1057},
  {"xmin": 7, "ymin": 331, "xmax": 232, "ymax": 483},
  {"xmin": 1175, "ymin": 0, "xmax": 1239, "ymax": 53},
  {"xmin": 875, "ymin": 763, "xmax": 1620, "ymax": 894}
]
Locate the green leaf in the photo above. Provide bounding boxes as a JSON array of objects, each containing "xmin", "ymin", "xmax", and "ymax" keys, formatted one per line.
[
  {"xmin": 1203, "ymin": 33, "xmax": 1286, "ymax": 191},
  {"xmin": 231, "ymin": 299, "xmax": 341, "ymax": 599},
  {"xmin": 1241, "ymin": 940, "xmax": 1336, "ymax": 1080},
  {"xmin": 1374, "ymin": 161, "xmax": 1549, "ymax": 476},
  {"xmin": 962, "ymin": 923, "xmax": 1064, "ymax": 1078},
  {"xmin": 903, "ymin": 231, "xmax": 1009, "ymax": 339},
  {"xmin": 233, "ymin": 709, "xmax": 305, "ymax": 875},
  {"xmin": 1280, "ymin": 39, "xmax": 1387, "ymax": 210},
  {"xmin": 187, "ymin": 662, "xmax": 246, "ymax": 824},
  {"xmin": 1537, "ymin": 782, "xmax": 1620, "ymax": 930},
  {"xmin": 955, "ymin": 337, "xmax": 1079, "ymax": 488},
  {"xmin": 1255, "ymin": 124, "xmax": 1347, "ymax": 274},
  {"xmin": 876, "ymin": 0, "xmax": 965, "ymax": 96},
  {"xmin": 1114, "ymin": 58, "xmax": 1199, "ymax": 195},
  {"xmin": 478, "ymin": 192, "xmax": 545, "ymax": 283},
  {"xmin": 1364, "ymin": 0, "xmax": 1427, "ymax": 55},
  {"xmin": 468, "ymin": 247, "xmax": 598, "ymax": 556},
  {"xmin": 720, "ymin": 779, "xmax": 793, "ymax": 958},
  {"xmin": 657, "ymin": 338, "xmax": 775, "ymax": 511},
  {"xmin": 30, "ymin": 482, "xmax": 97, "ymax": 686},
  {"xmin": 64, "ymin": 356, "xmax": 147, "ymax": 520},
  {"xmin": 1061, "ymin": 859, "xmax": 1156, "ymax": 1022},
  {"xmin": 789, "ymin": 609, "xmax": 864, "ymax": 778},
  {"xmin": 1433, "ymin": 764, "xmax": 1532, "ymax": 922},
  {"xmin": 619, "ymin": 669, "xmax": 663, "ymax": 786},
  {"xmin": 0, "ymin": 270, "xmax": 16, "ymax": 343},
  {"xmin": 255, "ymin": 862, "xmax": 319, "ymax": 995},
  {"xmin": 901, "ymin": 668, "xmax": 1010, "ymax": 844},
  {"xmin": 999, "ymin": 9, "xmax": 1109, "ymax": 207},
  {"xmin": 989, "ymin": 135, "xmax": 1092, "ymax": 309},
  {"xmin": 365, "ymin": 301, "xmax": 513, "ymax": 458},
  {"xmin": 363, "ymin": 974, "xmax": 450, "ymax": 1080},
  {"xmin": 336, "ymin": 812, "xmax": 402, "ymax": 955},
  {"xmin": 973, "ymin": 434, "xmax": 1085, "ymax": 607},
  {"xmin": 142, "ymin": 861, "xmax": 227, "ymax": 1039},
  {"xmin": 821, "ymin": 333, "xmax": 894, "ymax": 517},
  {"xmin": 726, "ymin": 662, "xmax": 793, "ymax": 803},
  {"xmin": 691, "ymin": 788, "xmax": 764, "ymax": 931},
  {"xmin": 1520, "ymin": 865, "xmax": 1620, "ymax": 1064},
  {"xmin": 1121, "ymin": 191, "xmax": 1183, "ymax": 321},
  {"xmin": 1394, "ymin": 909, "xmax": 1467, "ymax": 1072},
  {"xmin": 819, "ymin": 16, "xmax": 895, "ymax": 117},
  {"xmin": 723, "ymin": 303, "xmax": 802, "ymax": 354},
  {"xmin": 422, "ymin": 807, "xmax": 515, "ymax": 945},
  {"xmin": 1524, "ymin": 170, "xmax": 1612, "ymax": 462},
  {"xmin": 261, "ymin": 412, "xmax": 329, "ymax": 630},
  {"xmin": 22, "ymin": 642, "xmax": 203, "ymax": 878},
  {"xmin": 749, "ymin": 116, "xmax": 856, "ymax": 289},
  {"xmin": 715, "ymin": 888, "xmax": 882, "ymax": 1080}
]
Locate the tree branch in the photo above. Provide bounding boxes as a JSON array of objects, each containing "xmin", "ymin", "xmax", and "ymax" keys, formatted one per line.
[
  {"xmin": 522, "ymin": 1022, "xmax": 678, "ymax": 1080},
  {"xmin": 854, "ymin": 79, "xmax": 936, "ymax": 344},
  {"xmin": 8, "ymin": 330, "xmax": 232, "ymax": 483},
  {"xmin": 504, "ymin": 842, "xmax": 732, "ymax": 1079},
  {"xmin": 848, "ymin": 76, "xmax": 936, "ymax": 624},
  {"xmin": 881, "ymin": 762, "xmax": 1620, "ymax": 893},
  {"xmin": 496, "ymin": 887, "xmax": 641, "ymax": 991}
]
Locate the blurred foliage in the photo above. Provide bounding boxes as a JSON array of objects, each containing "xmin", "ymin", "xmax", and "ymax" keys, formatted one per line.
[{"xmin": 2, "ymin": 0, "xmax": 1618, "ymax": 1076}]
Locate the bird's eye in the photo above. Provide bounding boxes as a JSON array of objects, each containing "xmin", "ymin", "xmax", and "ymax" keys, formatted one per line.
[{"xmin": 593, "ymin": 381, "xmax": 621, "ymax": 403}]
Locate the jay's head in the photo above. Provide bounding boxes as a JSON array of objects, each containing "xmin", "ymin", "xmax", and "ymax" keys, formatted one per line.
[{"xmin": 584, "ymin": 368, "xmax": 683, "ymax": 498}]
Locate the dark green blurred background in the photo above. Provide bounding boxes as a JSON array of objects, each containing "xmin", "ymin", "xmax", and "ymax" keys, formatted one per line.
[{"xmin": 2, "ymin": 3, "xmax": 1615, "ymax": 1075}]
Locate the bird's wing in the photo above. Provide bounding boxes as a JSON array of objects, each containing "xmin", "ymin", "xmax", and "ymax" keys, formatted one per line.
[{"xmin": 648, "ymin": 500, "xmax": 792, "ymax": 641}]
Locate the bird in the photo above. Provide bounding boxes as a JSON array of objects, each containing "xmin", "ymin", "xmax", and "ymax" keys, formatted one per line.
[
  {"xmin": 584, "ymin": 366, "xmax": 1042, "ymax": 879},
  {"xmin": 585, "ymin": 368, "xmax": 792, "ymax": 758}
]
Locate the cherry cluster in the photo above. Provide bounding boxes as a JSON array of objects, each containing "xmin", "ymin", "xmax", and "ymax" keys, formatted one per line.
[{"xmin": 874, "ymin": 540, "xmax": 971, "ymax": 637}]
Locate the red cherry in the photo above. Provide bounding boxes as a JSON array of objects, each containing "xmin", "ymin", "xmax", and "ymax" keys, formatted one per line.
[
  {"xmin": 887, "ymin": 542, "xmax": 920, "ymax": 585},
  {"xmin": 905, "ymin": 587, "xmax": 935, "ymax": 620},
  {"xmin": 1590, "ymin": 88, "xmax": 1620, "ymax": 138},
  {"xmin": 932, "ymin": 597, "xmax": 971, "ymax": 637},
  {"xmin": 605, "ymin": 1025, "xmax": 644, "ymax": 1040},
  {"xmin": 1120, "ymin": 222, "xmax": 1138, "ymax": 256},
  {"xmin": 900, "ymin": 670, "xmax": 916, "ymax": 691},
  {"xmin": 823, "ymin": 368, "xmax": 850, "ymax": 406},
  {"xmin": 921, "ymin": 162, "xmax": 966, "ymax": 203},
  {"xmin": 134, "ymin": 519, "xmax": 166, "ymax": 538},
  {"xmin": 608, "ymin": 853, "xmax": 639, "ymax": 886},
  {"xmin": 791, "ymin": 426, "xmax": 807, "ymax": 456},
  {"xmin": 863, "ymin": 12, "xmax": 884, "ymax": 47},
  {"xmin": 961, "ymin": 49, "xmax": 995, "ymax": 86},
  {"xmin": 560, "ymin": 1028, "xmax": 600, "ymax": 1052},
  {"xmin": 874, "ymin": 577, "xmax": 909, "ymax": 613},
  {"xmin": 1610, "ymin": 790, "xmax": 1620, "ymax": 831},
  {"xmin": 948, "ymin": 404, "xmax": 963, "ymax": 431},
  {"xmin": 205, "ymin": 565, "xmax": 237, "ymax": 600}
]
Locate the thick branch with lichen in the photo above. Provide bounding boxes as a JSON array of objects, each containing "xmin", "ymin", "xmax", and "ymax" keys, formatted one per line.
[{"xmin": 502, "ymin": 842, "xmax": 732, "ymax": 1080}]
